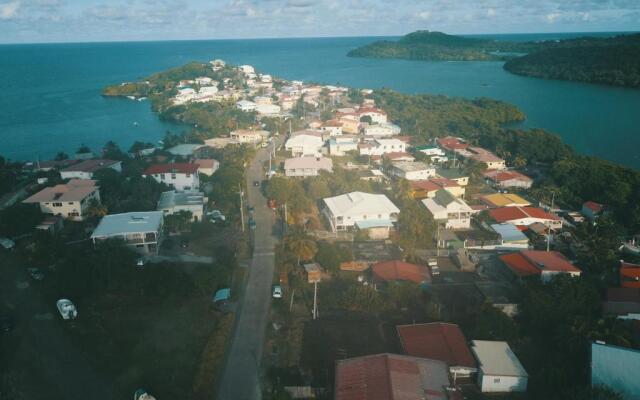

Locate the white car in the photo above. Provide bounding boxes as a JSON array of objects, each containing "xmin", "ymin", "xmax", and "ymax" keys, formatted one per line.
[
  {"xmin": 272, "ymin": 285, "xmax": 283, "ymax": 299},
  {"xmin": 56, "ymin": 299, "xmax": 78, "ymax": 320}
]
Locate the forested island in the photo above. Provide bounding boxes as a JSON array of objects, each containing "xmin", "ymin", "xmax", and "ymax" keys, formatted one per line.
[
  {"xmin": 349, "ymin": 30, "xmax": 640, "ymax": 88},
  {"xmin": 504, "ymin": 33, "xmax": 640, "ymax": 88}
]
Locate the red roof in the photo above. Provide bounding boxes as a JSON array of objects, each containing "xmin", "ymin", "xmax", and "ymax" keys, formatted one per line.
[
  {"xmin": 410, "ymin": 180, "xmax": 440, "ymax": 192},
  {"xmin": 335, "ymin": 353, "xmax": 451, "ymax": 400},
  {"xmin": 499, "ymin": 250, "xmax": 581, "ymax": 277},
  {"xmin": 143, "ymin": 163, "xmax": 199, "ymax": 175},
  {"xmin": 583, "ymin": 201, "xmax": 604, "ymax": 213},
  {"xmin": 621, "ymin": 261, "xmax": 640, "ymax": 289},
  {"xmin": 488, "ymin": 206, "xmax": 559, "ymax": 223},
  {"xmin": 372, "ymin": 260, "xmax": 431, "ymax": 284},
  {"xmin": 396, "ymin": 323, "xmax": 477, "ymax": 369},
  {"xmin": 437, "ymin": 136, "xmax": 468, "ymax": 151}
]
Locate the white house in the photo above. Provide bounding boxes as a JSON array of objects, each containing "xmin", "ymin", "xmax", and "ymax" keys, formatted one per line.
[
  {"xmin": 488, "ymin": 207, "xmax": 562, "ymax": 231},
  {"xmin": 195, "ymin": 76, "xmax": 213, "ymax": 86},
  {"xmin": 157, "ymin": 191, "xmax": 205, "ymax": 222},
  {"xmin": 470, "ymin": 340, "xmax": 528, "ymax": 393},
  {"xmin": 230, "ymin": 129, "xmax": 269, "ymax": 144},
  {"xmin": 329, "ymin": 136, "xmax": 359, "ymax": 156},
  {"xmin": 358, "ymin": 108, "xmax": 388, "ymax": 124},
  {"xmin": 358, "ymin": 139, "xmax": 406, "ymax": 156},
  {"xmin": 285, "ymin": 134, "xmax": 324, "ymax": 157},
  {"xmin": 143, "ymin": 163, "xmax": 200, "ymax": 191},
  {"xmin": 322, "ymin": 192, "xmax": 400, "ymax": 232},
  {"xmin": 284, "ymin": 157, "xmax": 333, "ymax": 177},
  {"xmin": 236, "ymin": 100, "xmax": 257, "ymax": 112},
  {"xmin": 23, "ymin": 179, "xmax": 100, "ymax": 221},
  {"xmin": 389, "ymin": 161, "xmax": 436, "ymax": 181},
  {"xmin": 363, "ymin": 124, "xmax": 395, "ymax": 137},
  {"xmin": 419, "ymin": 145, "xmax": 449, "ymax": 163},
  {"xmin": 255, "ymin": 103, "xmax": 281, "ymax": 117},
  {"xmin": 422, "ymin": 189, "xmax": 473, "ymax": 229},
  {"xmin": 194, "ymin": 159, "xmax": 219, "ymax": 176},
  {"xmin": 60, "ymin": 159, "xmax": 122, "ymax": 180},
  {"xmin": 238, "ymin": 65, "xmax": 255, "ymax": 74},
  {"xmin": 320, "ymin": 120, "xmax": 343, "ymax": 136},
  {"xmin": 91, "ymin": 211, "xmax": 164, "ymax": 255},
  {"xmin": 483, "ymin": 170, "xmax": 533, "ymax": 189}
]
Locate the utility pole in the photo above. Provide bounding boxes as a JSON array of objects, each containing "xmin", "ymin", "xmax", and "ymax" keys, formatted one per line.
[
  {"xmin": 312, "ymin": 281, "xmax": 318, "ymax": 320},
  {"xmin": 547, "ymin": 191, "xmax": 555, "ymax": 252},
  {"xmin": 239, "ymin": 184, "xmax": 245, "ymax": 233}
]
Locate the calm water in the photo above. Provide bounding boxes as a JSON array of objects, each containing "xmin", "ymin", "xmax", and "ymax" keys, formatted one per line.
[{"xmin": 1, "ymin": 34, "xmax": 639, "ymax": 169}]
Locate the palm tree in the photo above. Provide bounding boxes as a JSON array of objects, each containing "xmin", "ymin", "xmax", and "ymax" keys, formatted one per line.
[
  {"xmin": 285, "ymin": 227, "xmax": 318, "ymax": 265},
  {"xmin": 86, "ymin": 199, "xmax": 108, "ymax": 218}
]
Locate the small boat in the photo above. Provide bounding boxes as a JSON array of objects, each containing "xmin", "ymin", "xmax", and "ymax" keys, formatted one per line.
[
  {"xmin": 133, "ymin": 122, "xmax": 139, "ymax": 127},
  {"xmin": 137, "ymin": 97, "xmax": 147, "ymax": 102},
  {"xmin": 127, "ymin": 95, "xmax": 136, "ymax": 100}
]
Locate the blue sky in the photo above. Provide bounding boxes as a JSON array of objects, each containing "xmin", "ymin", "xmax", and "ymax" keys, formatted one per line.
[{"xmin": 1, "ymin": 0, "xmax": 639, "ymax": 43}]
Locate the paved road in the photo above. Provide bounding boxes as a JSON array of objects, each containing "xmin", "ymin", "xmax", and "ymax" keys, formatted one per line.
[{"xmin": 216, "ymin": 143, "xmax": 281, "ymax": 400}]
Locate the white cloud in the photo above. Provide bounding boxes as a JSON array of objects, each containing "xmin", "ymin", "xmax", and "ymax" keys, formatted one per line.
[
  {"xmin": 418, "ymin": 11, "xmax": 431, "ymax": 20},
  {"xmin": 487, "ymin": 8, "xmax": 496, "ymax": 17},
  {"xmin": 546, "ymin": 12, "xmax": 560, "ymax": 22},
  {"xmin": 0, "ymin": 1, "xmax": 20, "ymax": 20}
]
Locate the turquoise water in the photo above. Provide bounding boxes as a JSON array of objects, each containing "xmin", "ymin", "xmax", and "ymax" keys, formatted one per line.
[{"xmin": 1, "ymin": 34, "xmax": 640, "ymax": 169}]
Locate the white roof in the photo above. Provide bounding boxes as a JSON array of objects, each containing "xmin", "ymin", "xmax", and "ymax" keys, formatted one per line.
[
  {"xmin": 323, "ymin": 192, "xmax": 399, "ymax": 217},
  {"xmin": 421, "ymin": 189, "xmax": 472, "ymax": 214},
  {"xmin": 157, "ymin": 191, "xmax": 204, "ymax": 210},
  {"xmin": 375, "ymin": 139, "xmax": 405, "ymax": 146},
  {"xmin": 91, "ymin": 211, "xmax": 163, "ymax": 238},
  {"xmin": 285, "ymin": 134, "xmax": 324, "ymax": 148},
  {"xmin": 284, "ymin": 157, "xmax": 333, "ymax": 171},
  {"xmin": 167, "ymin": 144, "xmax": 203, "ymax": 156},
  {"xmin": 393, "ymin": 161, "xmax": 433, "ymax": 172},
  {"xmin": 471, "ymin": 340, "xmax": 528, "ymax": 377}
]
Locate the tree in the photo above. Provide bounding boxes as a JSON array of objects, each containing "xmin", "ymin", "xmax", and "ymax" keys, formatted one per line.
[
  {"xmin": 54, "ymin": 152, "xmax": 69, "ymax": 161},
  {"xmin": 86, "ymin": 198, "xmax": 108, "ymax": 218},
  {"xmin": 164, "ymin": 210, "xmax": 193, "ymax": 233},
  {"xmin": 285, "ymin": 227, "xmax": 318, "ymax": 265}
]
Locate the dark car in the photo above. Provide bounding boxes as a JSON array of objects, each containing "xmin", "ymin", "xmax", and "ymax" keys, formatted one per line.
[
  {"xmin": 253, "ymin": 180, "xmax": 260, "ymax": 187},
  {"xmin": 180, "ymin": 238, "xmax": 190, "ymax": 248},
  {"xmin": 0, "ymin": 314, "xmax": 15, "ymax": 333},
  {"xmin": 27, "ymin": 267, "xmax": 45, "ymax": 281}
]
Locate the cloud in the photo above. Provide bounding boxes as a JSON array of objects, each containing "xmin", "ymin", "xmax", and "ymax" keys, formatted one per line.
[
  {"xmin": 0, "ymin": 1, "xmax": 20, "ymax": 20},
  {"xmin": 545, "ymin": 12, "xmax": 560, "ymax": 23},
  {"xmin": 418, "ymin": 11, "xmax": 431, "ymax": 20},
  {"xmin": 487, "ymin": 8, "xmax": 496, "ymax": 17}
]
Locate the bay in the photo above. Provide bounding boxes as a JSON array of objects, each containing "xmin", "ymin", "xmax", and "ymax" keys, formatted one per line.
[{"xmin": 1, "ymin": 33, "xmax": 639, "ymax": 169}]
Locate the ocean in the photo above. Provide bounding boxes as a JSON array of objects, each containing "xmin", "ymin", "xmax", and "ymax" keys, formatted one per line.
[{"xmin": 1, "ymin": 33, "xmax": 639, "ymax": 169}]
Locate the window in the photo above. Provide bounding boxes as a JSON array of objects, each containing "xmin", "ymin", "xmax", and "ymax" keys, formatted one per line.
[
  {"xmin": 493, "ymin": 378, "xmax": 500, "ymax": 383},
  {"xmin": 52, "ymin": 202, "xmax": 62, "ymax": 207},
  {"xmin": 186, "ymin": 173, "xmax": 191, "ymax": 178},
  {"xmin": 171, "ymin": 173, "xmax": 176, "ymax": 179},
  {"xmin": 68, "ymin": 202, "xmax": 74, "ymax": 205},
  {"xmin": 160, "ymin": 174, "xmax": 165, "ymax": 180}
]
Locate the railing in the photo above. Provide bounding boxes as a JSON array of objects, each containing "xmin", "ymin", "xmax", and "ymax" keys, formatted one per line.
[{"xmin": 308, "ymin": 230, "xmax": 354, "ymax": 241}]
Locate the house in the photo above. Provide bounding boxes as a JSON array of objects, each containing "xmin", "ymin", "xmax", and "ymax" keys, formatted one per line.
[
  {"xmin": 157, "ymin": 190, "xmax": 205, "ymax": 222},
  {"xmin": 236, "ymin": 100, "xmax": 257, "ymax": 112},
  {"xmin": 322, "ymin": 192, "xmax": 399, "ymax": 234},
  {"xmin": 230, "ymin": 129, "xmax": 269, "ymax": 144},
  {"xmin": 32, "ymin": 159, "xmax": 79, "ymax": 172},
  {"xmin": 603, "ymin": 288, "xmax": 640, "ymax": 315},
  {"xmin": 35, "ymin": 215, "xmax": 64, "ymax": 234},
  {"xmin": 490, "ymin": 223, "xmax": 530, "ymax": 249},
  {"xmin": 488, "ymin": 207, "xmax": 562, "ymax": 230},
  {"xmin": 620, "ymin": 261, "xmax": 640, "ymax": 289},
  {"xmin": 410, "ymin": 178, "xmax": 464, "ymax": 200},
  {"xmin": 591, "ymin": 342, "xmax": 640, "ymax": 400},
  {"xmin": 417, "ymin": 145, "xmax": 449, "ymax": 163},
  {"xmin": 372, "ymin": 260, "xmax": 431, "ymax": 284},
  {"xmin": 60, "ymin": 159, "xmax": 122, "ymax": 180},
  {"xmin": 320, "ymin": 119, "xmax": 343, "ymax": 136},
  {"xmin": 335, "ymin": 353, "xmax": 457, "ymax": 400},
  {"xmin": 204, "ymin": 137, "xmax": 235, "ymax": 149},
  {"xmin": 337, "ymin": 113, "xmax": 360, "ymax": 134},
  {"xmin": 284, "ymin": 157, "xmax": 333, "ymax": 177},
  {"xmin": 328, "ymin": 136, "xmax": 358, "ymax": 156},
  {"xmin": 285, "ymin": 134, "xmax": 324, "ymax": 157},
  {"xmin": 91, "ymin": 211, "xmax": 164, "ymax": 254},
  {"xmin": 435, "ymin": 167, "xmax": 469, "ymax": 186},
  {"xmin": 255, "ymin": 103, "xmax": 281, "ymax": 117},
  {"xmin": 389, "ymin": 161, "xmax": 435, "ymax": 181},
  {"xmin": 483, "ymin": 170, "xmax": 533, "ymax": 189},
  {"xmin": 397, "ymin": 322, "xmax": 477, "ymax": 381},
  {"xmin": 422, "ymin": 190, "xmax": 473, "ymax": 229},
  {"xmin": 480, "ymin": 193, "xmax": 531, "ymax": 208},
  {"xmin": 363, "ymin": 123, "xmax": 399, "ymax": 137},
  {"xmin": 238, "ymin": 64, "xmax": 255, "ymax": 74},
  {"xmin": 166, "ymin": 144, "xmax": 205, "ymax": 158},
  {"xmin": 470, "ymin": 340, "xmax": 528, "ymax": 393},
  {"xmin": 194, "ymin": 159, "xmax": 219, "ymax": 176},
  {"xmin": 581, "ymin": 201, "xmax": 605, "ymax": 220},
  {"xmin": 143, "ymin": 163, "xmax": 200, "ymax": 191},
  {"xmin": 303, "ymin": 263, "xmax": 322, "ymax": 283},
  {"xmin": 23, "ymin": 179, "xmax": 100, "ymax": 221},
  {"xmin": 195, "ymin": 76, "xmax": 213, "ymax": 86},
  {"xmin": 383, "ymin": 152, "xmax": 415, "ymax": 163},
  {"xmin": 499, "ymin": 250, "xmax": 582, "ymax": 282},
  {"xmin": 437, "ymin": 136, "xmax": 468, "ymax": 152},
  {"xmin": 358, "ymin": 169, "xmax": 387, "ymax": 182},
  {"xmin": 358, "ymin": 107, "xmax": 388, "ymax": 124},
  {"xmin": 358, "ymin": 139, "xmax": 406, "ymax": 156},
  {"xmin": 462, "ymin": 147, "xmax": 506, "ymax": 170}
]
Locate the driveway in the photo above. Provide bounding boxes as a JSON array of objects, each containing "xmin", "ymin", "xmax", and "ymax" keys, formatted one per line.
[
  {"xmin": 0, "ymin": 255, "xmax": 115, "ymax": 400},
  {"xmin": 216, "ymin": 140, "xmax": 282, "ymax": 400}
]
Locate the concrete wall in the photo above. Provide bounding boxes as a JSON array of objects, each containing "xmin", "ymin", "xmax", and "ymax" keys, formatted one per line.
[{"xmin": 479, "ymin": 371, "xmax": 527, "ymax": 393}]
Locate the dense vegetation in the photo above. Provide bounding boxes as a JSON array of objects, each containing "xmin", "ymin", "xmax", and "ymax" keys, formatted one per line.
[
  {"xmin": 351, "ymin": 31, "xmax": 640, "ymax": 88},
  {"xmin": 347, "ymin": 30, "xmax": 541, "ymax": 61},
  {"xmin": 504, "ymin": 34, "xmax": 640, "ymax": 88}
]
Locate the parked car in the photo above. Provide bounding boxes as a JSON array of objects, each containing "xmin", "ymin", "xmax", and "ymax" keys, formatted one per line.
[
  {"xmin": 208, "ymin": 210, "xmax": 226, "ymax": 222},
  {"xmin": 0, "ymin": 314, "xmax": 14, "ymax": 333},
  {"xmin": 428, "ymin": 259, "xmax": 440, "ymax": 276},
  {"xmin": 0, "ymin": 238, "xmax": 15, "ymax": 250},
  {"xmin": 27, "ymin": 267, "xmax": 45, "ymax": 281},
  {"xmin": 253, "ymin": 180, "xmax": 260, "ymax": 187},
  {"xmin": 248, "ymin": 218, "xmax": 257, "ymax": 230},
  {"xmin": 134, "ymin": 389, "xmax": 156, "ymax": 400},
  {"xmin": 179, "ymin": 238, "xmax": 190, "ymax": 248},
  {"xmin": 136, "ymin": 258, "xmax": 146, "ymax": 267},
  {"xmin": 56, "ymin": 299, "xmax": 78, "ymax": 320},
  {"xmin": 272, "ymin": 284, "xmax": 283, "ymax": 299}
]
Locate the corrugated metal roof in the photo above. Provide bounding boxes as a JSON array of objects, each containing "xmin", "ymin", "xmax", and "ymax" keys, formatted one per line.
[
  {"xmin": 396, "ymin": 323, "xmax": 477, "ymax": 369},
  {"xmin": 471, "ymin": 340, "xmax": 528, "ymax": 377}
]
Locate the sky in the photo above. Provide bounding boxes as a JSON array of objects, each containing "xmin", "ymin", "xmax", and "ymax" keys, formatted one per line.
[{"xmin": 0, "ymin": 0, "xmax": 639, "ymax": 44}]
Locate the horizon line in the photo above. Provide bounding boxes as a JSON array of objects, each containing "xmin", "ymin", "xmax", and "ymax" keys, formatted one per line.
[{"xmin": 1, "ymin": 29, "xmax": 637, "ymax": 46}]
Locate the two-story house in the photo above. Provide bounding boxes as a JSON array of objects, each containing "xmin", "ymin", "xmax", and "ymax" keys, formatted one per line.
[
  {"xmin": 143, "ymin": 163, "xmax": 200, "ymax": 191},
  {"xmin": 23, "ymin": 179, "xmax": 100, "ymax": 221}
]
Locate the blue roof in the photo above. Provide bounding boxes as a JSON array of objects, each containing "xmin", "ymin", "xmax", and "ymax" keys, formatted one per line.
[
  {"xmin": 592, "ymin": 342, "xmax": 640, "ymax": 399},
  {"xmin": 213, "ymin": 288, "xmax": 231, "ymax": 303},
  {"xmin": 491, "ymin": 223, "xmax": 528, "ymax": 243},
  {"xmin": 355, "ymin": 219, "xmax": 394, "ymax": 229}
]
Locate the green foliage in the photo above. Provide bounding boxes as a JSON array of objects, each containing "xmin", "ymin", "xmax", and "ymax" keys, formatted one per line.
[
  {"xmin": 160, "ymin": 101, "xmax": 255, "ymax": 138},
  {"xmin": 0, "ymin": 203, "xmax": 43, "ymax": 237},
  {"xmin": 102, "ymin": 82, "xmax": 151, "ymax": 97},
  {"xmin": 315, "ymin": 241, "xmax": 352, "ymax": 272},
  {"xmin": 164, "ymin": 210, "xmax": 193, "ymax": 233},
  {"xmin": 285, "ymin": 227, "xmax": 318, "ymax": 263},
  {"xmin": 93, "ymin": 168, "xmax": 168, "ymax": 213},
  {"xmin": 467, "ymin": 303, "xmax": 519, "ymax": 342},
  {"xmin": 208, "ymin": 145, "xmax": 255, "ymax": 215},
  {"xmin": 0, "ymin": 155, "xmax": 20, "ymax": 198},
  {"xmin": 505, "ymin": 34, "xmax": 640, "ymax": 88}
]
